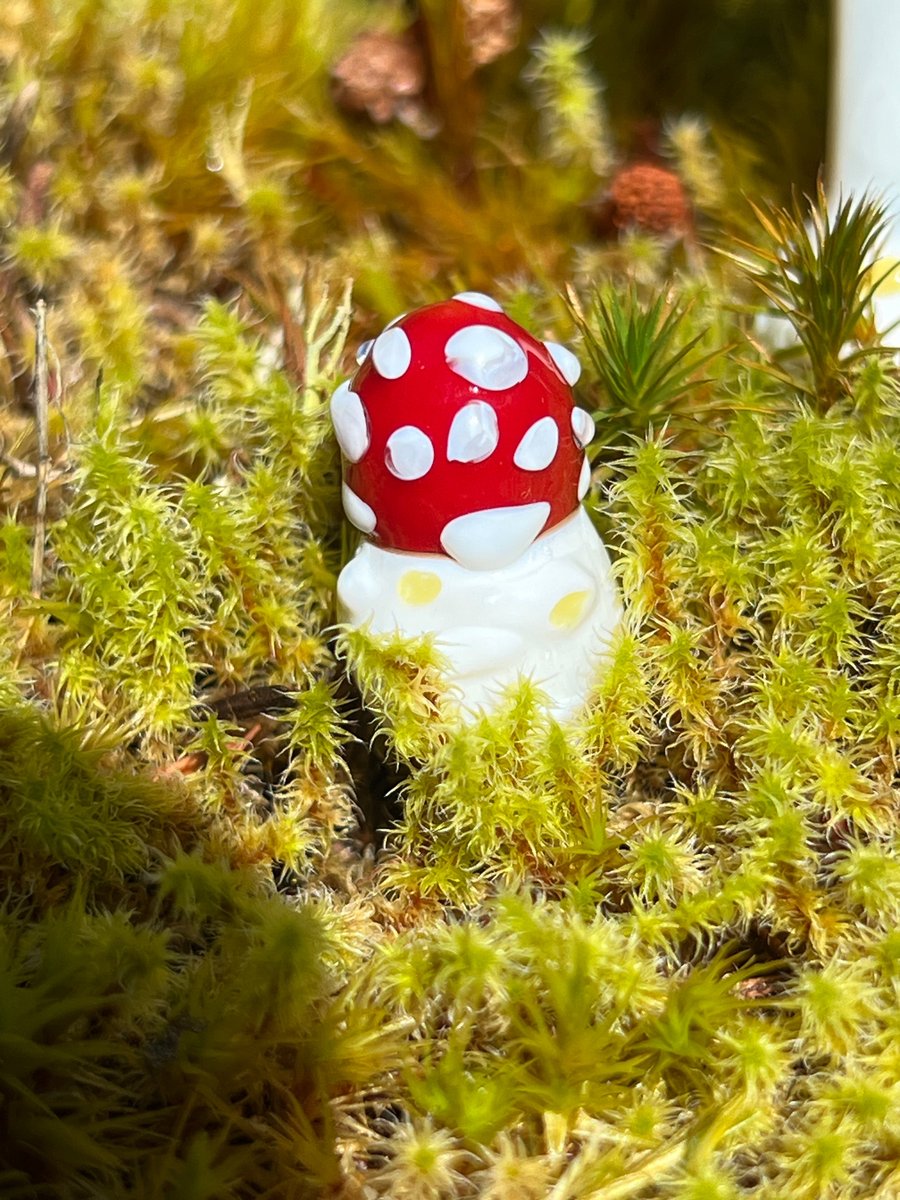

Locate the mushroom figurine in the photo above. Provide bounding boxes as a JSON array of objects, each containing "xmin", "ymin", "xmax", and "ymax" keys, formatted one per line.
[{"xmin": 332, "ymin": 293, "xmax": 621, "ymax": 721}]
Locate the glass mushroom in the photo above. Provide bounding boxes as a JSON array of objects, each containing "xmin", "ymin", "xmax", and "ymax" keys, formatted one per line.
[{"xmin": 332, "ymin": 293, "xmax": 621, "ymax": 721}]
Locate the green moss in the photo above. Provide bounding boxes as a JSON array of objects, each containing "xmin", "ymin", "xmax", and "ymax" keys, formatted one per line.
[{"xmin": 1, "ymin": 3, "xmax": 899, "ymax": 1196}]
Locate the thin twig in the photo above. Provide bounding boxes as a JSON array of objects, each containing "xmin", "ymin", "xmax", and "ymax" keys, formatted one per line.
[
  {"xmin": 30, "ymin": 299, "xmax": 49, "ymax": 597},
  {"xmin": 0, "ymin": 438, "xmax": 69, "ymax": 485},
  {"xmin": 322, "ymin": 277, "xmax": 355, "ymax": 378},
  {"xmin": 0, "ymin": 443, "xmax": 38, "ymax": 478}
]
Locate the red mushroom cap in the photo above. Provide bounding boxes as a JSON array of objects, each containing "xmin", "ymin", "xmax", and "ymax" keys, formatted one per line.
[{"xmin": 331, "ymin": 294, "xmax": 594, "ymax": 569}]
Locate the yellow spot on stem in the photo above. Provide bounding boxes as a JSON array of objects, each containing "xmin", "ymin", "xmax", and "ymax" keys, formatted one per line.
[
  {"xmin": 398, "ymin": 570, "xmax": 442, "ymax": 605},
  {"xmin": 550, "ymin": 589, "xmax": 591, "ymax": 629}
]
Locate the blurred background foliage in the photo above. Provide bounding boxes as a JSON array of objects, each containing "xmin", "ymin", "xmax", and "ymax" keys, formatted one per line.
[{"xmin": 0, "ymin": 0, "xmax": 827, "ymax": 371}]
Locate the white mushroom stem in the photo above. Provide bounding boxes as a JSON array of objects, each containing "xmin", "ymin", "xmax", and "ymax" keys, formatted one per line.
[
  {"xmin": 337, "ymin": 507, "xmax": 621, "ymax": 723},
  {"xmin": 831, "ymin": 0, "xmax": 900, "ymax": 336}
]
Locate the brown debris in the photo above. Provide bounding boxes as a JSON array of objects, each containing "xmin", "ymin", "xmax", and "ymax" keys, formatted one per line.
[
  {"xmin": 331, "ymin": 31, "xmax": 427, "ymax": 125},
  {"xmin": 609, "ymin": 162, "xmax": 692, "ymax": 238},
  {"xmin": 19, "ymin": 161, "xmax": 54, "ymax": 227},
  {"xmin": 0, "ymin": 81, "xmax": 40, "ymax": 168},
  {"xmin": 461, "ymin": 0, "xmax": 520, "ymax": 66}
]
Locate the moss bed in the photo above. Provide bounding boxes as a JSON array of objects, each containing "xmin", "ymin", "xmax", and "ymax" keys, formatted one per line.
[{"xmin": 3, "ymin": 3, "xmax": 900, "ymax": 1198}]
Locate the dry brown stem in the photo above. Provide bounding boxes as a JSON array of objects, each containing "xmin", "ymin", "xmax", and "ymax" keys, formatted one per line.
[{"xmin": 30, "ymin": 299, "xmax": 49, "ymax": 597}]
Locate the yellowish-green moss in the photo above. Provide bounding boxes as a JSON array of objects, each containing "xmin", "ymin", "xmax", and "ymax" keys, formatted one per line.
[{"xmin": 1, "ymin": 3, "xmax": 897, "ymax": 1197}]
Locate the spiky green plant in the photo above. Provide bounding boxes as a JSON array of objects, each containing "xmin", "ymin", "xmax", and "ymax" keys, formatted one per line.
[
  {"xmin": 727, "ymin": 185, "xmax": 894, "ymax": 406},
  {"xmin": 571, "ymin": 283, "xmax": 732, "ymax": 445}
]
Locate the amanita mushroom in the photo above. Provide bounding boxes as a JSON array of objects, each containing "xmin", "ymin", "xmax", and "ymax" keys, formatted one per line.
[{"xmin": 332, "ymin": 293, "xmax": 621, "ymax": 720}]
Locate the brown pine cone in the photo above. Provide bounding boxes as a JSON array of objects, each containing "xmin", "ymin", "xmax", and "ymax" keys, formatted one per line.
[
  {"xmin": 331, "ymin": 31, "xmax": 426, "ymax": 124},
  {"xmin": 608, "ymin": 162, "xmax": 692, "ymax": 237},
  {"xmin": 461, "ymin": 0, "xmax": 520, "ymax": 66}
]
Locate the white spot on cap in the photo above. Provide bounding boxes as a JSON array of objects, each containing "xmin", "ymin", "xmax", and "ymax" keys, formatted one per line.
[
  {"xmin": 445, "ymin": 325, "xmax": 528, "ymax": 391},
  {"xmin": 385, "ymin": 425, "xmax": 434, "ymax": 480},
  {"xmin": 372, "ymin": 327, "xmax": 412, "ymax": 379},
  {"xmin": 544, "ymin": 340, "xmax": 582, "ymax": 385},
  {"xmin": 440, "ymin": 502, "xmax": 551, "ymax": 570},
  {"xmin": 447, "ymin": 401, "xmax": 499, "ymax": 463},
  {"xmin": 355, "ymin": 339, "xmax": 373, "ymax": 365},
  {"xmin": 452, "ymin": 291, "xmax": 503, "ymax": 313},
  {"xmin": 342, "ymin": 482, "xmax": 377, "ymax": 533},
  {"xmin": 330, "ymin": 382, "xmax": 369, "ymax": 463},
  {"xmin": 578, "ymin": 455, "xmax": 591, "ymax": 500},
  {"xmin": 513, "ymin": 416, "xmax": 559, "ymax": 471},
  {"xmin": 571, "ymin": 407, "xmax": 595, "ymax": 449}
]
